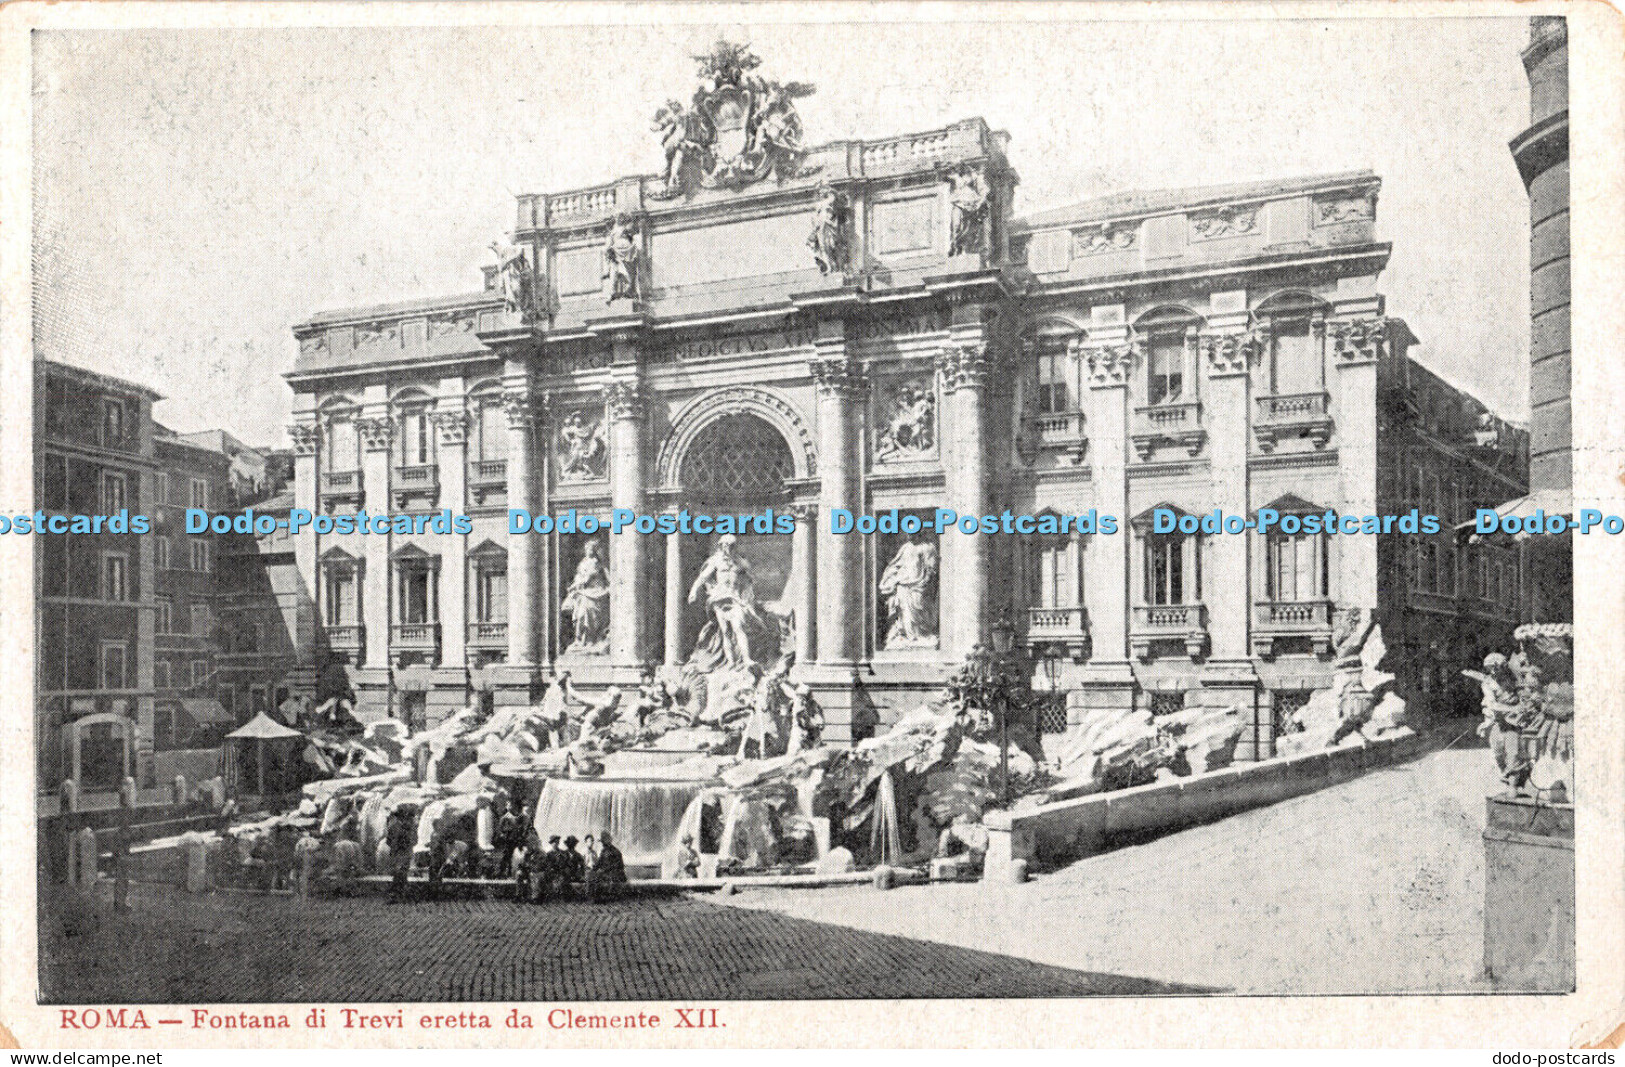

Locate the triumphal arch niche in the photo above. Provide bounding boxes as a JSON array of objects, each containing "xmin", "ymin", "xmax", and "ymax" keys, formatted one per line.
[{"xmin": 461, "ymin": 40, "xmax": 1015, "ymax": 737}]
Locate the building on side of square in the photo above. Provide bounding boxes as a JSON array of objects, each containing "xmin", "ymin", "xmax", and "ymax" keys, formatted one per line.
[
  {"xmin": 284, "ymin": 48, "xmax": 1526, "ymax": 754},
  {"xmin": 35, "ymin": 359, "xmax": 162, "ymax": 792}
]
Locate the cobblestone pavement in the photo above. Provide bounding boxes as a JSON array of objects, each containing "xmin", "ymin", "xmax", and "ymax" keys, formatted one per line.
[
  {"xmin": 717, "ymin": 745, "xmax": 1504, "ymax": 995},
  {"xmin": 39, "ymin": 883, "xmax": 1208, "ymax": 1002}
]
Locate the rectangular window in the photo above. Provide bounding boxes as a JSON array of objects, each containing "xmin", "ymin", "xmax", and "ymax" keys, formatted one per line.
[
  {"xmin": 1269, "ymin": 321, "xmax": 1318, "ymax": 394},
  {"xmin": 477, "ymin": 404, "xmax": 510, "ymax": 463},
  {"xmin": 1030, "ymin": 537, "xmax": 1079, "ymax": 610},
  {"xmin": 102, "ymin": 472, "xmax": 127, "ymax": 513},
  {"xmin": 324, "ymin": 419, "xmax": 359, "ymax": 473},
  {"xmin": 1147, "ymin": 336, "xmax": 1183, "ymax": 406},
  {"xmin": 397, "ymin": 566, "xmax": 434, "ymax": 625},
  {"xmin": 324, "ymin": 568, "xmax": 357, "ymax": 626},
  {"xmin": 1266, "ymin": 532, "xmax": 1327, "ymax": 602},
  {"xmin": 155, "ymin": 535, "xmax": 170, "ymax": 570},
  {"xmin": 156, "ymin": 597, "xmax": 172, "ymax": 634},
  {"xmin": 102, "ymin": 553, "xmax": 128, "ymax": 601},
  {"xmin": 1144, "ymin": 534, "xmax": 1196, "ymax": 605},
  {"xmin": 399, "ymin": 411, "xmax": 432, "ymax": 467},
  {"xmin": 100, "ymin": 642, "xmax": 127, "ymax": 690},
  {"xmin": 475, "ymin": 566, "xmax": 508, "ymax": 623},
  {"xmin": 191, "ymin": 539, "xmax": 210, "ymax": 573},
  {"xmin": 154, "ymin": 472, "xmax": 169, "ymax": 506},
  {"xmin": 190, "ymin": 478, "xmax": 209, "ymax": 509},
  {"xmin": 191, "ymin": 603, "xmax": 211, "ymax": 638},
  {"xmin": 102, "ymin": 400, "xmax": 127, "ymax": 447},
  {"xmin": 154, "ymin": 659, "xmax": 171, "ymax": 690},
  {"xmin": 192, "ymin": 660, "xmax": 210, "ymax": 688},
  {"xmin": 1036, "ymin": 348, "xmax": 1070, "ymax": 415}
]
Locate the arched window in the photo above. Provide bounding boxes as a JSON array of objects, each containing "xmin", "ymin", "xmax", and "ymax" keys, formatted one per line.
[{"xmin": 1254, "ymin": 291, "xmax": 1328, "ymax": 397}]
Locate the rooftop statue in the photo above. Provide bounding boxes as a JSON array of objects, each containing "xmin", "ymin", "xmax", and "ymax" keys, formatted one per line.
[{"xmin": 650, "ymin": 40, "xmax": 818, "ymax": 199}]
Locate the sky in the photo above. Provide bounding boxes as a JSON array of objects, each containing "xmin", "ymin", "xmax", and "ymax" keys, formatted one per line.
[{"xmin": 31, "ymin": 17, "xmax": 1535, "ymax": 445}]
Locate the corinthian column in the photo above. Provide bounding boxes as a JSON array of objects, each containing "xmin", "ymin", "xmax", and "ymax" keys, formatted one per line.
[
  {"xmin": 503, "ymin": 388, "xmax": 542, "ymax": 667},
  {"xmin": 936, "ymin": 342, "xmax": 994, "ymax": 659},
  {"xmin": 357, "ymin": 402, "xmax": 393, "ymax": 672},
  {"xmin": 606, "ymin": 378, "xmax": 649, "ymax": 668},
  {"xmin": 811, "ymin": 332, "xmax": 866, "ymax": 668}
]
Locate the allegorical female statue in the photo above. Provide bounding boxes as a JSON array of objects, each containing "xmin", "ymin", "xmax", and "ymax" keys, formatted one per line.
[
  {"xmin": 561, "ymin": 539, "xmax": 610, "ymax": 654},
  {"xmin": 602, "ymin": 214, "xmax": 641, "ymax": 303},
  {"xmin": 879, "ymin": 532, "xmax": 939, "ymax": 647}
]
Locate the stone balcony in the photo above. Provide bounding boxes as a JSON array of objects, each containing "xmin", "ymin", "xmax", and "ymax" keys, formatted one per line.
[
  {"xmin": 392, "ymin": 464, "xmax": 439, "ymax": 509},
  {"xmin": 468, "ymin": 458, "xmax": 507, "ymax": 505},
  {"xmin": 391, "ymin": 623, "xmax": 441, "ymax": 663},
  {"xmin": 1131, "ymin": 402, "xmax": 1205, "ymax": 460},
  {"xmin": 1251, "ymin": 598, "xmax": 1334, "ymax": 658},
  {"xmin": 320, "ymin": 469, "xmax": 363, "ymax": 507},
  {"xmin": 1021, "ymin": 410, "xmax": 1087, "ymax": 464},
  {"xmin": 1027, "ymin": 605, "xmax": 1089, "ymax": 658},
  {"xmin": 1254, "ymin": 391, "xmax": 1333, "ymax": 451},
  {"xmin": 1131, "ymin": 602, "xmax": 1209, "ymax": 661},
  {"xmin": 324, "ymin": 624, "xmax": 364, "ymax": 655},
  {"xmin": 467, "ymin": 620, "xmax": 508, "ymax": 649}
]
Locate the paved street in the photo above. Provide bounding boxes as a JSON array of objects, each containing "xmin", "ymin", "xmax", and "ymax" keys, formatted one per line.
[
  {"xmin": 39, "ymin": 744, "xmax": 1495, "ymax": 1001},
  {"xmin": 720, "ymin": 744, "xmax": 1501, "ymax": 994}
]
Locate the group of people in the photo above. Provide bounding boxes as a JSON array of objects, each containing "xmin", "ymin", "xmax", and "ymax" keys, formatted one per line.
[{"xmin": 377, "ymin": 795, "xmax": 628, "ymax": 904}]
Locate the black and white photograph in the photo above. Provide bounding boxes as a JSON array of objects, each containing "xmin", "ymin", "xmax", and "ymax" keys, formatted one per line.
[{"xmin": 6, "ymin": 0, "xmax": 1618, "ymax": 1049}]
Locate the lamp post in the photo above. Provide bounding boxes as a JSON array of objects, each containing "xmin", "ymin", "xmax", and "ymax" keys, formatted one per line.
[{"xmin": 990, "ymin": 613, "xmax": 1016, "ymax": 806}]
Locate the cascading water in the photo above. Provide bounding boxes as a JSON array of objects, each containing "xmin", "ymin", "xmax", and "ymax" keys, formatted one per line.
[
  {"xmin": 870, "ymin": 769, "xmax": 903, "ymax": 866},
  {"xmin": 533, "ymin": 776, "xmax": 714, "ymax": 870}
]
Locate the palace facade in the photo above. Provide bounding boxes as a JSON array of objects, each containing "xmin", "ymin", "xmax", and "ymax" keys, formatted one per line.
[{"xmin": 286, "ymin": 48, "xmax": 1526, "ymax": 756}]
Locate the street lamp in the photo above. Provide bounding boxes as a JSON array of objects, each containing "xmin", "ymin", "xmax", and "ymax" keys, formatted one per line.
[{"xmin": 990, "ymin": 613, "xmax": 1016, "ymax": 806}]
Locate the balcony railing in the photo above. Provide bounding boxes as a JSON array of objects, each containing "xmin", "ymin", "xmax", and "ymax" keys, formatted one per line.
[
  {"xmin": 324, "ymin": 624, "xmax": 364, "ymax": 652},
  {"xmin": 320, "ymin": 470, "xmax": 362, "ymax": 501},
  {"xmin": 1027, "ymin": 605, "xmax": 1089, "ymax": 657},
  {"xmin": 391, "ymin": 622, "xmax": 440, "ymax": 648},
  {"xmin": 1131, "ymin": 602, "xmax": 1208, "ymax": 660},
  {"xmin": 469, "ymin": 459, "xmax": 507, "ymax": 485},
  {"xmin": 392, "ymin": 464, "xmax": 439, "ymax": 508},
  {"xmin": 467, "ymin": 621, "xmax": 508, "ymax": 648},
  {"xmin": 1021, "ymin": 410, "xmax": 1088, "ymax": 463},
  {"xmin": 1254, "ymin": 391, "xmax": 1333, "ymax": 451},
  {"xmin": 1131, "ymin": 402, "xmax": 1205, "ymax": 459},
  {"xmin": 1252, "ymin": 598, "xmax": 1334, "ymax": 657}
]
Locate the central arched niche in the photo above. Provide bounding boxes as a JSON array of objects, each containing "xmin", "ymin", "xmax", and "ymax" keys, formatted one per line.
[{"xmin": 670, "ymin": 412, "xmax": 797, "ymax": 663}]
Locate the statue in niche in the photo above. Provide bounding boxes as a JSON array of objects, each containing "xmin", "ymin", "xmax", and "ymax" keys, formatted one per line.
[
  {"xmin": 946, "ymin": 164, "xmax": 990, "ymax": 257},
  {"xmin": 561, "ymin": 539, "xmax": 610, "ymax": 654},
  {"xmin": 879, "ymin": 531, "xmax": 939, "ymax": 648},
  {"xmin": 602, "ymin": 214, "xmax": 641, "ymax": 304},
  {"xmin": 807, "ymin": 185, "xmax": 851, "ymax": 276},
  {"xmin": 557, "ymin": 410, "xmax": 607, "ymax": 482},
  {"xmin": 875, "ymin": 380, "xmax": 935, "ymax": 462},
  {"xmin": 489, "ymin": 240, "xmax": 539, "ymax": 321},
  {"xmin": 686, "ymin": 534, "xmax": 780, "ymax": 673}
]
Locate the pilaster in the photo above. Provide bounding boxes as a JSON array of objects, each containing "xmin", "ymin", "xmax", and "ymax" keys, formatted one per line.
[
  {"xmin": 1075, "ymin": 309, "xmax": 1138, "ymax": 717},
  {"xmin": 358, "ymin": 386, "xmax": 392, "ymax": 672},
  {"xmin": 606, "ymin": 373, "xmax": 650, "ymax": 669},
  {"xmin": 935, "ymin": 332, "xmax": 994, "ymax": 658},
  {"xmin": 288, "ymin": 406, "xmax": 320, "ymax": 677},
  {"xmin": 432, "ymin": 388, "xmax": 470, "ymax": 670},
  {"xmin": 502, "ymin": 382, "xmax": 543, "ymax": 673},
  {"xmin": 1330, "ymin": 317, "xmax": 1386, "ymax": 609},
  {"xmin": 811, "ymin": 321, "xmax": 866, "ymax": 669}
]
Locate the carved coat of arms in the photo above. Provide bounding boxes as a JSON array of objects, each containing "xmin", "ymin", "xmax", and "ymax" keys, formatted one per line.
[{"xmin": 652, "ymin": 40, "xmax": 818, "ymax": 199}]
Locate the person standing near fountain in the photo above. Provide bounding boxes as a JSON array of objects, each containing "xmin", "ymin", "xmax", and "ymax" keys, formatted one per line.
[
  {"xmin": 586, "ymin": 832, "xmax": 628, "ymax": 902},
  {"xmin": 562, "ymin": 836, "xmax": 587, "ymax": 899}
]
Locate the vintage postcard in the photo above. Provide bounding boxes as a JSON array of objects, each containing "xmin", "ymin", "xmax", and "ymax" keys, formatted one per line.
[{"xmin": 1, "ymin": 0, "xmax": 1621, "ymax": 1050}]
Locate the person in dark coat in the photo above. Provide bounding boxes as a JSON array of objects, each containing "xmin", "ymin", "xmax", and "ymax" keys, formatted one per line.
[
  {"xmin": 585, "ymin": 831, "xmax": 628, "ymax": 903},
  {"xmin": 384, "ymin": 805, "xmax": 418, "ymax": 902},
  {"xmin": 492, "ymin": 798, "xmax": 523, "ymax": 878},
  {"xmin": 561, "ymin": 835, "xmax": 586, "ymax": 899}
]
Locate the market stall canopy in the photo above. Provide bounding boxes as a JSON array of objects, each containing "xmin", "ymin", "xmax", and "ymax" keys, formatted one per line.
[
  {"xmin": 1455, "ymin": 487, "xmax": 1573, "ymax": 543},
  {"xmin": 226, "ymin": 712, "xmax": 306, "ymax": 741}
]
